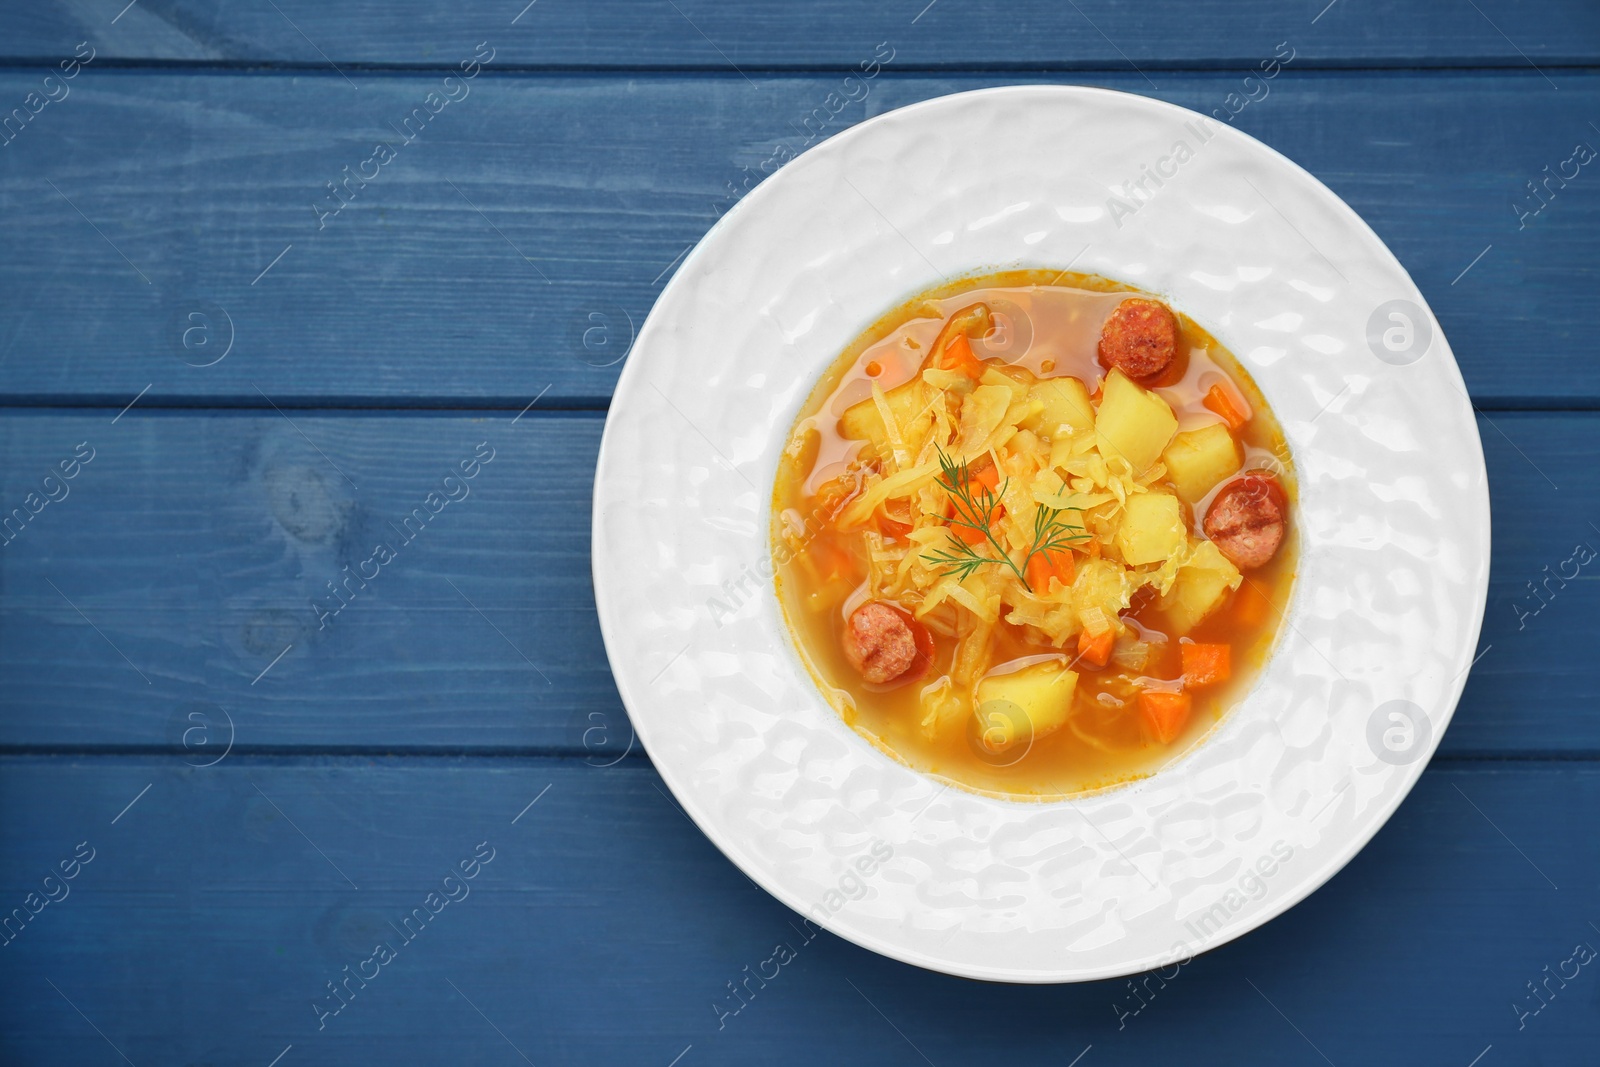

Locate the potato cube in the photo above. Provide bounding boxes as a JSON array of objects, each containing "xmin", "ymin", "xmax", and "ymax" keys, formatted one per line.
[
  {"xmin": 1116, "ymin": 491, "xmax": 1186, "ymax": 566},
  {"xmin": 1161, "ymin": 539, "xmax": 1243, "ymax": 633},
  {"xmin": 838, "ymin": 379, "xmax": 927, "ymax": 457},
  {"xmin": 974, "ymin": 660, "xmax": 1080, "ymax": 747},
  {"xmin": 1021, "ymin": 376, "xmax": 1095, "ymax": 437},
  {"xmin": 1163, "ymin": 422, "xmax": 1242, "ymax": 502},
  {"xmin": 1095, "ymin": 370, "xmax": 1177, "ymax": 475},
  {"xmin": 980, "ymin": 365, "xmax": 1034, "ymax": 402}
]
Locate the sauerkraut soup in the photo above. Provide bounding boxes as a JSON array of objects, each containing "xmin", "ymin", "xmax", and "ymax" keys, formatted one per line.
[{"xmin": 772, "ymin": 271, "xmax": 1296, "ymax": 799}]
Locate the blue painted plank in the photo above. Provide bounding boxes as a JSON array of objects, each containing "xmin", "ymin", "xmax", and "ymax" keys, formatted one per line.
[
  {"xmin": 0, "ymin": 757, "xmax": 1593, "ymax": 1063},
  {"xmin": 0, "ymin": 409, "xmax": 1592, "ymax": 756},
  {"xmin": 2, "ymin": 0, "xmax": 1598, "ymax": 67},
  {"xmin": 0, "ymin": 410, "xmax": 614, "ymax": 754},
  {"xmin": 0, "ymin": 71, "xmax": 1594, "ymax": 406},
  {"xmin": 1469, "ymin": 411, "xmax": 1600, "ymax": 755}
]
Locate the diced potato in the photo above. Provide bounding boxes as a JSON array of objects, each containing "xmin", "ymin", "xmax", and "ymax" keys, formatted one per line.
[
  {"xmin": 1163, "ymin": 422, "xmax": 1242, "ymax": 502},
  {"xmin": 839, "ymin": 379, "xmax": 926, "ymax": 456},
  {"xmin": 1021, "ymin": 376, "xmax": 1095, "ymax": 437},
  {"xmin": 980, "ymin": 365, "xmax": 1034, "ymax": 402},
  {"xmin": 1095, "ymin": 370, "xmax": 1177, "ymax": 476},
  {"xmin": 1116, "ymin": 491, "xmax": 1186, "ymax": 566},
  {"xmin": 1161, "ymin": 539, "xmax": 1243, "ymax": 633},
  {"xmin": 974, "ymin": 660, "xmax": 1080, "ymax": 746}
]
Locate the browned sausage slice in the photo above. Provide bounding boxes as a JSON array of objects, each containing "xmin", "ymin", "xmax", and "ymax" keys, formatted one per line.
[
  {"xmin": 1098, "ymin": 298, "xmax": 1179, "ymax": 382},
  {"xmin": 1203, "ymin": 474, "xmax": 1287, "ymax": 571},
  {"xmin": 841, "ymin": 601, "xmax": 931, "ymax": 685}
]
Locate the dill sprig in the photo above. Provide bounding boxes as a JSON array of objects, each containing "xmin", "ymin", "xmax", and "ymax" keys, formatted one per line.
[{"xmin": 921, "ymin": 445, "xmax": 1087, "ymax": 592}]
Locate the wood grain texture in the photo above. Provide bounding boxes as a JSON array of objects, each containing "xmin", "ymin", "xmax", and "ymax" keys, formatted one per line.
[
  {"xmin": 0, "ymin": 757, "xmax": 1593, "ymax": 1064},
  {"xmin": 0, "ymin": 71, "xmax": 1595, "ymax": 406},
  {"xmin": 0, "ymin": 411, "xmax": 611, "ymax": 753},
  {"xmin": 2, "ymin": 0, "xmax": 1598, "ymax": 68},
  {"xmin": 0, "ymin": 409, "xmax": 1590, "ymax": 756},
  {"xmin": 0, "ymin": 6, "xmax": 1592, "ymax": 1058}
]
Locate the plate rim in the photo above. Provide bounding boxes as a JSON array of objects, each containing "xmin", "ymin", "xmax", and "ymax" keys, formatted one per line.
[{"xmin": 592, "ymin": 82, "xmax": 1491, "ymax": 982}]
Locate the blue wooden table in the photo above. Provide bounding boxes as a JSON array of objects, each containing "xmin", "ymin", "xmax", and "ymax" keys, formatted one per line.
[{"xmin": 2, "ymin": 2, "xmax": 1598, "ymax": 1063}]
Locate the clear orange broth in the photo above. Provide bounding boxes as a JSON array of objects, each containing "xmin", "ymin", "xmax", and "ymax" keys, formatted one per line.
[{"xmin": 772, "ymin": 270, "xmax": 1297, "ymax": 799}]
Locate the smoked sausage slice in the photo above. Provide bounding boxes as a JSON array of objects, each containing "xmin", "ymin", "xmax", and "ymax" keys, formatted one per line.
[
  {"xmin": 842, "ymin": 601, "xmax": 933, "ymax": 685},
  {"xmin": 1098, "ymin": 298, "xmax": 1179, "ymax": 382},
  {"xmin": 1203, "ymin": 473, "xmax": 1287, "ymax": 571}
]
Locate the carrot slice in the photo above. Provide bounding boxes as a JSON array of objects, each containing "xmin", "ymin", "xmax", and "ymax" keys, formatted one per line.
[
  {"xmin": 1051, "ymin": 549, "xmax": 1076, "ymax": 585},
  {"xmin": 1139, "ymin": 691, "xmax": 1192, "ymax": 744},
  {"xmin": 950, "ymin": 522, "xmax": 988, "ymax": 546},
  {"xmin": 946, "ymin": 463, "xmax": 1002, "ymax": 546},
  {"xmin": 875, "ymin": 513, "xmax": 912, "ymax": 539},
  {"xmin": 1181, "ymin": 642, "xmax": 1232, "ymax": 686},
  {"xmin": 818, "ymin": 542, "xmax": 859, "ymax": 582},
  {"xmin": 1203, "ymin": 383, "xmax": 1249, "ymax": 430},
  {"xmin": 1232, "ymin": 581, "xmax": 1272, "ymax": 626},
  {"xmin": 800, "ymin": 540, "xmax": 860, "ymax": 586},
  {"xmin": 1026, "ymin": 547, "xmax": 1075, "ymax": 593},
  {"xmin": 940, "ymin": 333, "xmax": 986, "ymax": 379},
  {"xmin": 1077, "ymin": 626, "xmax": 1114, "ymax": 668}
]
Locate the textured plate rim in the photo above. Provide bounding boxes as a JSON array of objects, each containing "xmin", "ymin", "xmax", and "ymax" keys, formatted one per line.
[{"xmin": 592, "ymin": 83, "xmax": 1490, "ymax": 983}]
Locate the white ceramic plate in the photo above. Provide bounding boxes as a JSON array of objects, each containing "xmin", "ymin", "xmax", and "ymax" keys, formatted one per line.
[{"xmin": 592, "ymin": 85, "xmax": 1489, "ymax": 982}]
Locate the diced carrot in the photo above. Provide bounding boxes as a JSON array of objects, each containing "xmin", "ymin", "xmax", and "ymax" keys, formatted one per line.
[
  {"xmin": 1026, "ymin": 547, "xmax": 1075, "ymax": 593},
  {"xmin": 1139, "ymin": 690, "xmax": 1193, "ymax": 744},
  {"xmin": 970, "ymin": 461, "xmax": 1000, "ymax": 493},
  {"xmin": 1181, "ymin": 642, "xmax": 1232, "ymax": 686},
  {"xmin": 1203, "ymin": 383, "xmax": 1249, "ymax": 430},
  {"xmin": 1232, "ymin": 580, "xmax": 1272, "ymax": 626},
  {"xmin": 1053, "ymin": 549, "xmax": 1076, "ymax": 585},
  {"xmin": 1077, "ymin": 626, "xmax": 1114, "ymax": 668},
  {"xmin": 1086, "ymin": 539, "xmax": 1102, "ymax": 559},
  {"xmin": 875, "ymin": 513, "xmax": 912, "ymax": 539},
  {"xmin": 945, "ymin": 463, "xmax": 1002, "ymax": 546},
  {"xmin": 817, "ymin": 542, "xmax": 858, "ymax": 582},
  {"xmin": 1025, "ymin": 553, "xmax": 1048, "ymax": 591},
  {"xmin": 939, "ymin": 333, "xmax": 986, "ymax": 379},
  {"xmin": 950, "ymin": 522, "xmax": 988, "ymax": 546}
]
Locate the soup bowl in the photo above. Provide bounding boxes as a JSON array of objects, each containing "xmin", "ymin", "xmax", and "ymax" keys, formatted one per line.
[{"xmin": 591, "ymin": 85, "xmax": 1489, "ymax": 981}]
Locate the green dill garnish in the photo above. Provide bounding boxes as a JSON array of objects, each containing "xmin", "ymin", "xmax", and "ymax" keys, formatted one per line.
[{"xmin": 921, "ymin": 445, "xmax": 1088, "ymax": 592}]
